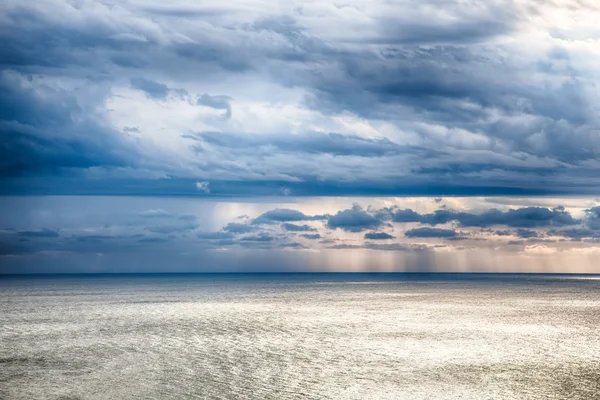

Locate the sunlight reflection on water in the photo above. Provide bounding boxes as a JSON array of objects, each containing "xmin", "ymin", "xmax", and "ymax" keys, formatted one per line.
[{"xmin": 1, "ymin": 274, "xmax": 599, "ymax": 400}]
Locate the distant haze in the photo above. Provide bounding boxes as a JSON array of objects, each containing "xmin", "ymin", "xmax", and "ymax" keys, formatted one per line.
[{"xmin": 1, "ymin": 196, "xmax": 600, "ymax": 273}]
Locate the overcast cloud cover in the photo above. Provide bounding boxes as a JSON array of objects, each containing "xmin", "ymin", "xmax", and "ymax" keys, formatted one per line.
[{"xmin": 1, "ymin": 0, "xmax": 600, "ymax": 196}]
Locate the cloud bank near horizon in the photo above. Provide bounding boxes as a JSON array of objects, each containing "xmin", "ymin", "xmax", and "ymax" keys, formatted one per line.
[{"xmin": 2, "ymin": 196, "xmax": 600, "ymax": 273}]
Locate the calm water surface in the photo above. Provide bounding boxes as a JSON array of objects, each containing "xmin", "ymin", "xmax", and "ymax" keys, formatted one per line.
[{"xmin": 1, "ymin": 274, "xmax": 599, "ymax": 399}]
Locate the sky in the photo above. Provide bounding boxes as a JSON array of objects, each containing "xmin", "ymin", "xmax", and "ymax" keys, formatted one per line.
[
  {"xmin": 2, "ymin": 196, "xmax": 600, "ymax": 273},
  {"xmin": 1, "ymin": 0, "xmax": 600, "ymax": 273}
]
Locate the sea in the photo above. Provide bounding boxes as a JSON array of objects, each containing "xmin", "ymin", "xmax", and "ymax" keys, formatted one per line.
[{"xmin": 1, "ymin": 274, "xmax": 599, "ymax": 399}]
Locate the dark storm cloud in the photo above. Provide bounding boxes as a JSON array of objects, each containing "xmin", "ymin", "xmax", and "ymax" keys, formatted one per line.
[
  {"xmin": 282, "ymin": 223, "xmax": 316, "ymax": 232},
  {"xmin": 376, "ymin": 203, "xmax": 600, "ymax": 241},
  {"xmin": 300, "ymin": 233, "xmax": 321, "ymax": 240},
  {"xmin": 338, "ymin": 1, "xmax": 515, "ymax": 47},
  {"xmin": 390, "ymin": 206, "xmax": 579, "ymax": 228},
  {"xmin": 0, "ymin": 6, "xmax": 129, "ymax": 70},
  {"xmin": 404, "ymin": 228, "xmax": 458, "ymax": 238},
  {"xmin": 1, "ymin": 0, "xmax": 600, "ymax": 196},
  {"xmin": 17, "ymin": 229, "xmax": 60, "ymax": 238},
  {"xmin": 390, "ymin": 209, "xmax": 422, "ymax": 223},
  {"xmin": 223, "ymin": 222, "xmax": 256, "ymax": 233},
  {"xmin": 252, "ymin": 209, "xmax": 327, "ymax": 224},
  {"xmin": 324, "ymin": 205, "xmax": 580, "ymax": 239},
  {"xmin": 240, "ymin": 234, "xmax": 275, "ymax": 242},
  {"xmin": 586, "ymin": 207, "xmax": 600, "ymax": 218},
  {"xmin": 584, "ymin": 207, "xmax": 600, "ymax": 230},
  {"xmin": 297, "ymin": 42, "xmax": 598, "ymax": 169},
  {"xmin": 0, "ymin": 71, "xmax": 136, "ymax": 179},
  {"xmin": 326, "ymin": 205, "xmax": 386, "ymax": 232},
  {"xmin": 547, "ymin": 228, "xmax": 600, "ymax": 240},
  {"xmin": 515, "ymin": 229, "xmax": 539, "ymax": 239},
  {"xmin": 455, "ymin": 207, "xmax": 578, "ymax": 228},
  {"xmin": 364, "ymin": 232, "xmax": 395, "ymax": 240},
  {"xmin": 374, "ymin": 15, "xmax": 511, "ymax": 46}
]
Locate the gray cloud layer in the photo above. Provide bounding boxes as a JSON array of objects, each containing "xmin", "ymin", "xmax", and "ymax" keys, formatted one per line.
[
  {"xmin": 390, "ymin": 206, "xmax": 578, "ymax": 228},
  {"xmin": 1, "ymin": 0, "xmax": 600, "ymax": 196}
]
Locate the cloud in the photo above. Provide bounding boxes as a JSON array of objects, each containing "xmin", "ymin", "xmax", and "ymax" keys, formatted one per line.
[
  {"xmin": 390, "ymin": 206, "xmax": 579, "ymax": 228},
  {"xmin": 279, "ymin": 242, "xmax": 306, "ymax": 249},
  {"xmin": 454, "ymin": 207, "xmax": 578, "ymax": 228},
  {"xmin": 195, "ymin": 181, "xmax": 210, "ymax": 193},
  {"xmin": 130, "ymin": 78, "xmax": 170, "ymax": 100},
  {"xmin": 240, "ymin": 234, "xmax": 275, "ymax": 242},
  {"xmin": 197, "ymin": 94, "xmax": 232, "ymax": 119},
  {"xmin": 252, "ymin": 209, "xmax": 326, "ymax": 224},
  {"xmin": 2, "ymin": 0, "xmax": 600, "ymax": 198},
  {"xmin": 300, "ymin": 233, "xmax": 321, "ymax": 240},
  {"xmin": 515, "ymin": 228, "xmax": 539, "ymax": 239},
  {"xmin": 404, "ymin": 228, "xmax": 458, "ymax": 238},
  {"xmin": 5, "ymin": 196, "xmax": 600, "ymax": 273},
  {"xmin": 282, "ymin": 223, "xmax": 316, "ymax": 232},
  {"xmin": 17, "ymin": 229, "xmax": 60, "ymax": 238},
  {"xmin": 364, "ymin": 232, "xmax": 395, "ymax": 240},
  {"xmin": 585, "ymin": 207, "xmax": 600, "ymax": 230},
  {"xmin": 193, "ymin": 131, "xmax": 423, "ymax": 157},
  {"xmin": 391, "ymin": 209, "xmax": 423, "ymax": 223},
  {"xmin": 327, "ymin": 205, "xmax": 385, "ymax": 232},
  {"xmin": 547, "ymin": 228, "xmax": 600, "ymax": 240},
  {"xmin": 223, "ymin": 222, "xmax": 255, "ymax": 233},
  {"xmin": 587, "ymin": 207, "xmax": 600, "ymax": 218},
  {"xmin": 0, "ymin": 70, "xmax": 137, "ymax": 181}
]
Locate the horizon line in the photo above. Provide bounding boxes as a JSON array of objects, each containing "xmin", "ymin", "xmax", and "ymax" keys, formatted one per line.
[{"xmin": 2, "ymin": 272, "xmax": 600, "ymax": 277}]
